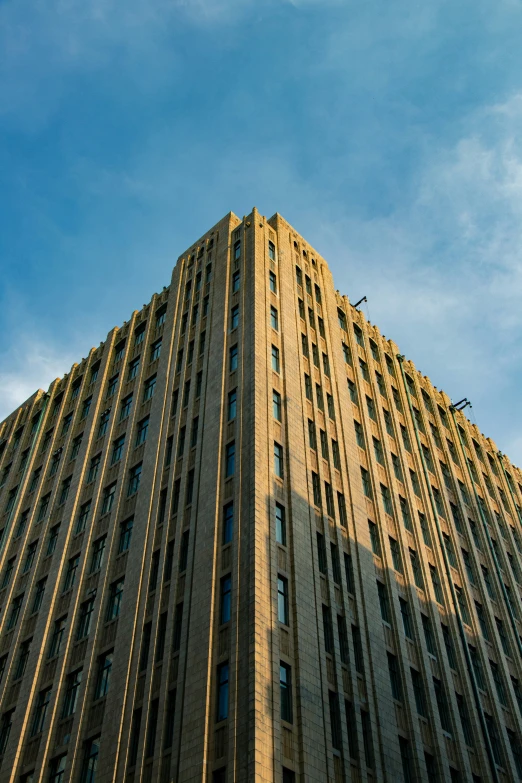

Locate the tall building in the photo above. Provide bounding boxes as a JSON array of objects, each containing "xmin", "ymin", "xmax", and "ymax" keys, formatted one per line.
[{"xmin": 0, "ymin": 208, "xmax": 521, "ymax": 783}]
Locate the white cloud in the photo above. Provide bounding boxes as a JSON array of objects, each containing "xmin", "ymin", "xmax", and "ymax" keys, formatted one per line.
[{"xmin": 0, "ymin": 334, "xmax": 78, "ymax": 422}]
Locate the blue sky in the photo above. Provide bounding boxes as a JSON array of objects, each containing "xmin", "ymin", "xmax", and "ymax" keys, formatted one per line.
[{"xmin": 1, "ymin": 0, "xmax": 521, "ymax": 463}]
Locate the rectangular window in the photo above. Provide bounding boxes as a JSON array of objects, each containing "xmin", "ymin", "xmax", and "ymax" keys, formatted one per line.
[
  {"xmin": 220, "ymin": 575, "xmax": 232, "ymax": 624},
  {"xmin": 388, "ymin": 652, "xmax": 402, "ymax": 700},
  {"xmin": 369, "ymin": 521, "xmax": 381, "ymax": 556},
  {"xmin": 337, "ymin": 492, "xmax": 347, "ymax": 526},
  {"xmin": 62, "ymin": 669, "xmax": 82, "ymax": 718},
  {"xmin": 217, "ymin": 663, "xmax": 229, "ymax": 721},
  {"xmin": 7, "ymin": 594, "xmax": 24, "ymax": 630},
  {"xmin": 316, "ymin": 532, "xmax": 327, "ymax": 574},
  {"xmin": 278, "ymin": 576, "xmax": 289, "ymax": 625},
  {"xmin": 76, "ymin": 598, "xmax": 95, "ymax": 640},
  {"xmin": 106, "ymin": 579, "xmax": 124, "ymax": 621},
  {"xmin": 312, "ymin": 471, "xmax": 322, "ymax": 507},
  {"xmin": 230, "ymin": 305, "xmax": 239, "ymax": 330},
  {"xmin": 49, "ymin": 617, "xmax": 67, "ymax": 658},
  {"xmin": 120, "ymin": 394, "xmax": 132, "ymax": 421},
  {"xmin": 280, "ymin": 663, "xmax": 293, "ymax": 723},
  {"xmin": 179, "ymin": 530, "xmax": 189, "ymax": 572},
  {"xmin": 361, "ymin": 467, "xmax": 372, "ymax": 498},
  {"xmin": 128, "ymin": 357, "xmax": 140, "ymax": 381},
  {"xmin": 348, "ymin": 378, "xmax": 357, "ymax": 403},
  {"xmin": 377, "ymin": 581, "xmax": 390, "ymax": 622},
  {"xmin": 30, "ymin": 687, "xmax": 51, "ymax": 736},
  {"xmin": 90, "ymin": 536, "xmax": 106, "ymax": 573},
  {"xmin": 101, "ymin": 482, "xmax": 116, "ymax": 515},
  {"xmin": 274, "ymin": 442, "xmax": 284, "ymax": 479},
  {"xmin": 400, "ymin": 598, "xmax": 413, "ymax": 638},
  {"xmin": 269, "ymin": 271, "xmax": 277, "ymax": 293},
  {"xmin": 270, "ymin": 306, "xmax": 279, "ymax": 330},
  {"xmin": 94, "ymin": 652, "xmax": 113, "ymax": 699},
  {"xmin": 118, "ymin": 517, "xmax": 134, "ymax": 554},
  {"xmin": 190, "ymin": 417, "xmax": 199, "ymax": 448},
  {"xmin": 389, "ymin": 537, "xmax": 402, "ymax": 572},
  {"xmin": 354, "ymin": 420, "xmax": 365, "ymax": 448},
  {"xmin": 232, "ymin": 269, "xmax": 240, "ymax": 293},
  {"xmin": 275, "ymin": 503, "xmax": 286, "ymax": 546},
  {"xmin": 304, "ymin": 373, "xmax": 312, "ymax": 400},
  {"xmin": 400, "ymin": 496, "xmax": 411, "ymax": 530},
  {"xmin": 271, "ymin": 345, "xmax": 280, "ymax": 373},
  {"xmin": 143, "ymin": 375, "xmax": 156, "ymax": 402},
  {"xmin": 63, "ymin": 555, "xmax": 80, "ymax": 591},
  {"xmin": 223, "ymin": 502, "xmax": 233, "ymax": 544},
  {"xmin": 128, "ymin": 463, "xmax": 142, "ymax": 496},
  {"xmin": 76, "ymin": 500, "xmax": 90, "ymax": 534},
  {"xmin": 111, "ymin": 434, "xmax": 125, "ymax": 465},
  {"xmin": 273, "ymin": 390, "xmax": 282, "ymax": 421},
  {"xmin": 225, "ymin": 442, "xmax": 235, "ymax": 478}
]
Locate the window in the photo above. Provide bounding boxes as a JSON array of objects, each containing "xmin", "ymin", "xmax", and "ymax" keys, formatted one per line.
[
  {"xmin": 455, "ymin": 585, "xmax": 470, "ymax": 624},
  {"xmin": 274, "ymin": 442, "xmax": 284, "ymax": 478},
  {"xmin": 143, "ymin": 375, "xmax": 157, "ymax": 403},
  {"xmin": 49, "ymin": 617, "xmax": 67, "ymax": 658},
  {"xmin": 172, "ymin": 604, "xmax": 183, "ymax": 652},
  {"xmin": 411, "ymin": 669, "xmax": 426, "ymax": 716},
  {"xmin": 320, "ymin": 429, "xmax": 329, "ymax": 460},
  {"xmin": 312, "ymin": 471, "xmax": 322, "ymax": 507},
  {"xmin": 278, "ymin": 576, "xmax": 289, "ymax": 625},
  {"xmin": 94, "ymin": 653, "xmax": 113, "ymax": 699},
  {"xmin": 109, "ymin": 434, "xmax": 125, "ymax": 466},
  {"xmin": 268, "ymin": 241, "xmax": 276, "ymax": 261},
  {"xmin": 316, "ymin": 384, "xmax": 324, "ymax": 410},
  {"xmin": 381, "ymin": 484, "xmax": 393, "ymax": 516},
  {"xmin": 430, "ymin": 565, "xmax": 444, "ymax": 604},
  {"xmin": 373, "ymin": 437, "xmax": 384, "ymax": 464},
  {"xmin": 230, "ymin": 269, "xmax": 240, "ymax": 293},
  {"xmin": 49, "ymin": 449, "xmax": 61, "ymax": 476},
  {"xmin": 422, "ymin": 613, "xmax": 436, "ymax": 655},
  {"xmin": 128, "ymin": 357, "xmax": 140, "ymax": 381},
  {"xmin": 46, "ymin": 524, "xmax": 59, "ymax": 555},
  {"xmin": 106, "ymin": 579, "xmax": 124, "ymax": 621},
  {"xmin": 101, "ymin": 482, "xmax": 116, "ymax": 515},
  {"xmin": 354, "ymin": 323, "xmax": 364, "ymax": 346},
  {"xmin": 61, "ymin": 413, "xmax": 73, "ymax": 436},
  {"xmin": 145, "ymin": 699, "xmax": 159, "ymax": 758},
  {"xmin": 155, "ymin": 612, "xmax": 167, "ymax": 663},
  {"xmin": 359, "ymin": 359, "xmax": 369, "ymax": 381},
  {"xmin": 225, "ymin": 442, "xmax": 235, "ymax": 477},
  {"xmin": 366, "ymin": 396, "xmax": 376, "ymax": 421},
  {"xmin": 177, "ymin": 426, "xmax": 186, "ymax": 457},
  {"xmin": 59, "ymin": 475, "xmax": 71, "ymax": 504},
  {"xmin": 433, "ymin": 677, "xmax": 451, "ymax": 733},
  {"xmin": 273, "ymin": 390, "xmax": 282, "ymax": 421},
  {"xmin": 342, "ymin": 342, "xmax": 351, "ymax": 365},
  {"xmin": 269, "ymin": 270, "xmax": 277, "ymax": 292},
  {"xmin": 185, "ymin": 468, "xmax": 194, "ymax": 505},
  {"xmin": 400, "ymin": 598, "xmax": 413, "ymax": 638},
  {"xmin": 354, "ymin": 420, "xmax": 365, "ymax": 448},
  {"xmin": 76, "ymin": 597, "xmax": 95, "ymax": 640},
  {"xmin": 1, "ymin": 557, "xmax": 15, "ymax": 589},
  {"xmin": 233, "ymin": 239, "xmax": 241, "ymax": 259},
  {"xmin": 76, "ymin": 500, "xmax": 91, "ymax": 533},
  {"xmin": 32, "ymin": 577, "xmax": 46, "ymax": 613},
  {"xmin": 179, "ymin": 530, "xmax": 189, "ymax": 572},
  {"xmin": 163, "ymin": 541, "xmax": 174, "ymax": 583},
  {"xmin": 316, "ymin": 532, "xmax": 327, "ymax": 573},
  {"xmin": 135, "ymin": 416, "xmax": 149, "ymax": 447},
  {"xmin": 308, "ymin": 307, "xmax": 315, "ymax": 329},
  {"xmin": 322, "ymin": 352, "xmax": 330, "ymax": 377},
  {"xmin": 298, "ymin": 298, "xmax": 305, "ymax": 319},
  {"xmin": 230, "ymin": 344, "xmax": 239, "ymax": 372},
  {"xmin": 64, "ymin": 555, "xmax": 80, "ymax": 591},
  {"xmin": 369, "ymin": 521, "xmax": 381, "ymax": 556},
  {"xmin": 217, "ymin": 662, "xmax": 229, "ymax": 721},
  {"xmin": 389, "ymin": 537, "xmax": 403, "ymax": 572},
  {"xmin": 87, "ymin": 453, "xmax": 101, "ymax": 484},
  {"xmin": 304, "ymin": 373, "xmax": 312, "ymax": 400},
  {"xmin": 275, "ymin": 504, "xmax": 286, "ymax": 546},
  {"xmin": 155, "ymin": 305, "xmax": 166, "ymax": 329},
  {"xmin": 337, "ymin": 308, "xmax": 347, "ymax": 331},
  {"xmin": 129, "ymin": 709, "xmax": 142, "ymax": 766},
  {"xmin": 90, "ymin": 536, "xmax": 106, "ymax": 573},
  {"xmin": 7, "ymin": 594, "xmax": 24, "ymax": 630},
  {"xmin": 230, "ymin": 305, "xmax": 239, "ymax": 330},
  {"xmin": 195, "ymin": 370, "xmax": 203, "ymax": 399},
  {"xmin": 377, "ymin": 581, "xmax": 390, "ymax": 622},
  {"xmin": 352, "ymin": 624, "xmax": 364, "ymax": 673},
  {"xmin": 442, "ymin": 623, "xmax": 457, "ymax": 669},
  {"xmin": 361, "ymin": 467, "xmax": 372, "ymax": 498},
  {"xmin": 128, "ymin": 463, "xmax": 142, "ymax": 495},
  {"xmin": 327, "ymin": 394, "xmax": 335, "ymax": 420},
  {"xmin": 280, "ymin": 663, "xmax": 293, "ymax": 722},
  {"xmin": 269, "ymin": 305, "xmax": 279, "ymax": 332},
  {"xmin": 134, "ymin": 324, "xmax": 146, "ymax": 347},
  {"xmin": 48, "ymin": 754, "xmax": 67, "ymax": 783},
  {"xmin": 187, "ymin": 340, "xmax": 195, "ymax": 365},
  {"xmin": 410, "ymin": 469, "xmax": 421, "ymax": 497},
  {"xmin": 223, "ymin": 503, "xmax": 234, "ymax": 544},
  {"xmin": 71, "ymin": 433, "xmax": 83, "ymax": 460},
  {"xmin": 30, "ymin": 687, "xmax": 51, "ymax": 736},
  {"xmin": 190, "ymin": 416, "xmax": 199, "ymax": 448},
  {"xmin": 120, "ymin": 394, "xmax": 132, "ymax": 421},
  {"xmin": 14, "ymin": 639, "xmax": 31, "ymax": 680},
  {"xmin": 387, "ymin": 652, "xmax": 402, "ymax": 700},
  {"xmin": 114, "ymin": 339, "xmax": 126, "ymax": 362},
  {"xmin": 220, "ymin": 576, "xmax": 232, "ymax": 624},
  {"xmin": 80, "ymin": 738, "xmax": 100, "ymax": 783},
  {"xmin": 332, "ymin": 439, "xmax": 341, "ymax": 470}
]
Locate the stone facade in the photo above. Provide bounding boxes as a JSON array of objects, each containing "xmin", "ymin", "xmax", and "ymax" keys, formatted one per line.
[{"xmin": 0, "ymin": 208, "xmax": 521, "ymax": 782}]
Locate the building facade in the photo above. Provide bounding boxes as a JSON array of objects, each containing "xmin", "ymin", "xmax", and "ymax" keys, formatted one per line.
[{"xmin": 0, "ymin": 208, "xmax": 521, "ymax": 783}]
